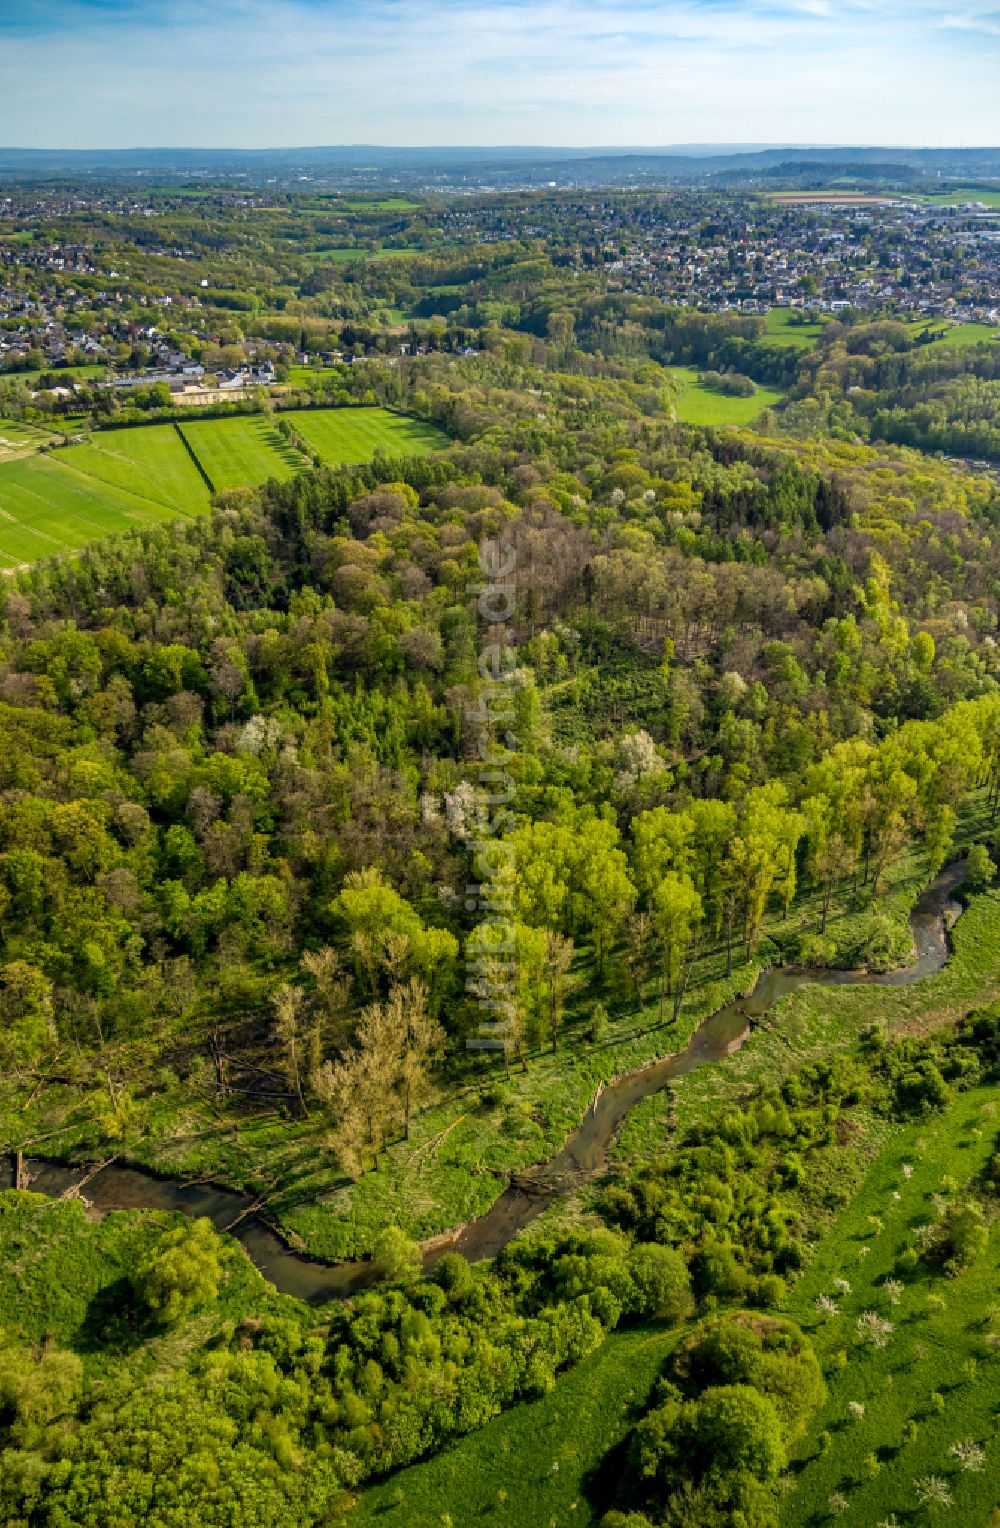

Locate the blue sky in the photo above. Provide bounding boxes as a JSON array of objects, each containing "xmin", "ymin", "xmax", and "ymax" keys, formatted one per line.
[{"xmin": 0, "ymin": 0, "xmax": 998, "ymax": 147}]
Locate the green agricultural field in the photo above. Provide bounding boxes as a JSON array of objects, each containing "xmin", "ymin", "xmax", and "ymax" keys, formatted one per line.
[
  {"xmin": 177, "ymin": 416, "xmax": 306, "ymax": 490},
  {"xmin": 0, "ymin": 410, "xmax": 446, "ymax": 567},
  {"xmin": 765, "ymin": 309, "xmax": 829, "ymax": 348},
  {"xmin": 31, "ymin": 363, "xmax": 109, "ymax": 383},
  {"xmin": 292, "ymin": 407, "xmax": 448, "ymax": 465},
  {"xmin": 670, "ymin": 366, "xmax": 785, "ymax": 426},
  {"xmin": 348, "ymin": 1323, "xmax": 681, "ymax": 1527},
  {"xmin": 0, "ymin": 453, "xmax": 183, "ymax": 568},
  {"xmin": 340, "ymin": 198, "xmax": 423, "ymax": 213},
  {"xmin": 781, "ymin": 1084, "xmax": 1000, "ymax": 1527}
]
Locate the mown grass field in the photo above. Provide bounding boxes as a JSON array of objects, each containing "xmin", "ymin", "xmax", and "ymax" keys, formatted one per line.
[
  {"xmin": 347, "ymin": 1323, "xmax": 681, "ymax": 1527},
  {"xmin": 781, "ymin": 1083, "xmax": 1000, "ymax": 1527},
  {"xmin": 311, "ymin": 246, "xmax": 367, "ymax": 263},
  {"xmin": 670, "ymin": 365, "xmax": 785, "ymax": 426},
  {"xmin": 920, "ymin": 186, "xmax": 1000, "ymax": 208},
  {"xmin": 293, "ymin": 407, "xmax": 447, "ymax": 463},
  {"xmin": 177, "ymin": 416, "xmax": 306, "ymax": 490},
  {"xmin": 0, "ymin": 408, "xmax": 448, "ymax": 565}
]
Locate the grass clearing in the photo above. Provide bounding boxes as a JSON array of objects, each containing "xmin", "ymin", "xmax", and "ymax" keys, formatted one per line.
[
  {"xmin": 670, "ymin": 365, "xmax": 785, "ymax": 426},
  {"xmin": 934, "ymin": 321, "xmax": 1000, "ymax": 350},
  {"xmin": 311, "ymin": 246, "xmax": 367, "ymax": 262},
  {"xmin": 0, "ymin": 409, "xmax": 446, "ymax": 567},
  {"xmin": 347, "ymin": 1322, "xmax": 680, "ymax": 1527},
  {"xmin": 921, "ymin": 186, "xmax": 1000, "ymax": 208},
  {"xmin": 54, "ymin": 426, "xmax": 211, "ymax": 515}
]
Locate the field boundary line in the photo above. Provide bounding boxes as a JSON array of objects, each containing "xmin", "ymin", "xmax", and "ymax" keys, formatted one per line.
[{"xmin": 174, "ymin": 421, "xmax": 216, "ymax": 494}]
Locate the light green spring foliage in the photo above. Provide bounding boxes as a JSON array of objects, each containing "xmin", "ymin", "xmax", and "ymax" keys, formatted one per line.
[{"xmin": 135, "ymin": 1217, "xmax": 223, "ymax": 1326}]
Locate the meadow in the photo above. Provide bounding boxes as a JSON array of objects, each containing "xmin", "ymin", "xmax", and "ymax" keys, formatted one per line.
[
  {"xmin": 0, "ymin": 408, "xmax": 448, "ymax": 565},
  {"xmin": 920, "ymin": 187, "xmax": 1000, "ymax": 209},
  {"xmin": 54, "ymin": 425, "xmax": 212, "ymax": 515},
  {"xmin": 933, "ymin": 320, "xmax": 1000, "ymax": 349},
  {"xmin": 669, "ymin": 365, "xmax": 785, "ymax": 426},
  {"xmin": 0, "ymin": 416, "xmax": 57, "ymax": 455},
  {"xmin": 0, "ymin": 452, "xmax": 186, "ymax": 567},
  {"xmin": 311, "ymin": 246, "xmax": 367, "ymax": 262}
]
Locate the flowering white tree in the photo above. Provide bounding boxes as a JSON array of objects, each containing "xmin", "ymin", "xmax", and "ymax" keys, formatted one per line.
[
  {"xmin": 857, "ymin": 1310, "xmax": 895, "ymax": 1349},
  {"xmin": 613, "ymin": 730, "xmax": 669, "ymax": 793},
  {"xmin": 914, "ymin": 1476, "xmax": 953, "ymax": 1508},
  {"xmin": 949, "ymin": 1439, "xmax": 985, "ymax": 1472},
  {"xmin": 883, "ymin": 1277, "xmax": 904, "ymax": 1307}
]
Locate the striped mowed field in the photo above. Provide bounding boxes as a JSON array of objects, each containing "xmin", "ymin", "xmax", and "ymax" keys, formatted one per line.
[
  {"xmin": 0, "ymin": 409, "xmax": 447, "ymax": 567},
  {"xmin": 176, "ymin": 416, "xmax": 305, "ymax": 491},
  {"xmin": 293, "ymin": 408, "xmax": 446, "ymax": 464}
]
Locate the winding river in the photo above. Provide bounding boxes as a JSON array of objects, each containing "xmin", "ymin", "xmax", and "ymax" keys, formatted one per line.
[{"xmin": 6, "ymin": 861, "xmax": 966, "ymax": 1304}]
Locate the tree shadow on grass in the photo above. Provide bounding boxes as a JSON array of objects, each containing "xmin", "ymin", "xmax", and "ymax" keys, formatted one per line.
[{"xmin": 78, "ymin": 1276, "xmax": 145, "ymax": 1353}]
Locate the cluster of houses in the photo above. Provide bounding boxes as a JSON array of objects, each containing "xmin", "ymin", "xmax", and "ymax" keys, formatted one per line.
[{"xmin": 108, "ymin": 358, "xmax": 275, "ymax": 395}]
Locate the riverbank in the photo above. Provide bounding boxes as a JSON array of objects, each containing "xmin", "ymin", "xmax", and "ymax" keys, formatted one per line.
[{"xmin": 8, "ymin": 863, "xmax": 988, "ymax": 1304}]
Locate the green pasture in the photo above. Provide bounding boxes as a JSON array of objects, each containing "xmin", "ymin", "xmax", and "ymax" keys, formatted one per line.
[
  {"xmin": 670, "ymin": 366, "xmax": 785, "ymax": 426},
  {"xmin": 0, "ymin": 408, "xmax": 446, "ymax": 565},
  {"xmin": 0, "ymin": 417, "xmax": 56, "ymax": 451},
  {"xmin": 33, "ymin": 363, "xmax": 109, "ymax": 383},
  {"xmin": 921, "ymin": 186, "xmax": 1000, "ymax": 208},
  {"xmin": 311, "ymin": 247, "xmax": 367, "ymax": 262},
  {"xmin": 53, "ymin": 427, "xmax": 211, "ymax": 514},
  {"xmin": 934, "ymin": 321, "xmax": 1000, "ymax": 349}
]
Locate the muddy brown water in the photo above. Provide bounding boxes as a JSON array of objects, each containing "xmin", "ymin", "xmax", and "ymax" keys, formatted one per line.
[{"xmin": 7, "ymin": 863, "xmax": 966, "ymax": 1304}]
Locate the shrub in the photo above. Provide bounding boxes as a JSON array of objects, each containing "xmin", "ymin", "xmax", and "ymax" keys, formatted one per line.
[
  {"xmin": 966, "ymin": 842, "xmax": 996, "ymax": 892},
  {"xmin": 134, "ymin": 1217, "xmax": 222, "ymax": 1327}
]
